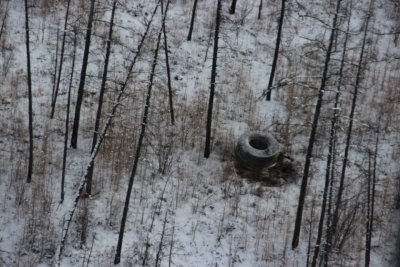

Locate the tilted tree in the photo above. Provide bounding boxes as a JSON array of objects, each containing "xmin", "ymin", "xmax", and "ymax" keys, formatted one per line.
[
  {"xmin": 265, "ymin": 0, "xmax": 285, "ymax": 101},
  {"xmin": 114, "ymin": 5, "xmax": 165, "ymax": 264},
  {"xmin": 56, "ymin": 2, "xmax": 161, "ymax": 264},
  {"xmin": 61, "ymin": 25, "xmax": 77, "ymax": 203},
  {"xmin": 85, "ymin": 0, "xmax": 117, "ymax": 196},
  {"xmin": 292, "ymin": 0, "xmax": 343, "ymax": 249},
  {"xmin": 161, "ymin": 0, "xmax": 175, "ymax": 125},
  {"xmin": 311, "ymin": 2, "xmax": 352, "ymax": 265},
  {"xmin": 51, "ymin": 0, "xmax": 72, "ymax": 119},
  {"xmin": 24, "ymin": 0, "xmax": 34, "ymax": 183},
  {"xmin": 229, "ymin": 0, "xmax": 237, "ymax": 14},
  {"xmin": 204, "ymin": 0, "xmax": 221, "ymax": 158},
  {"xmin": 70, "ymin": 0, "xmax": 96, "ymax": 148},
  {"xmin": 187, "ymin": 0, "xmax": 198, "ymax": 41},
  {"xmin": 330, "ymin": 0, "xmax": 373, "ymax": 245}
]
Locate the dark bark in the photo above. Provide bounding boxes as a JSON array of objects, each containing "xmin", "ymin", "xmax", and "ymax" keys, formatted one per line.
[
  {"xmin": 51, "ymin": 24, "xmax": 60, "ymax": 106},
  {"xmin": 204, "ymin": 0, "xmax": 221, "ymax": 158},
  {"xmin": 56, "ymin": 3, "xmax": 160, "ymax": 263},
  {"xmin": 311, "ymin": 4, "xmax": 351, "ymax": 265},
  {"xmin": 51, "ymin": 0, "xmax": 71, "ymax": 119},
  {"xmin": 24, "ymin": 0, "xmax": 34, "ymax": 183},
  {"xmin": 161, "ymin": 0, "xmax": 174, "ymax": 125},
  {"xmin": 292, "ymin": 0, "xmax": 342, "ymax": 249},
  {"xmin": 61, "ymin": 26, "xmax": 77, "ymax": 203},
  {"xmin": 70, "ymin": 0, "xmax": 96, "ymax": 148},
  {"xmin": 229, "ymin": 0, "xmax": 237, "ymax": 14},
  {"xmin": 265, "ymin": 0, "xmax": 285, "ymax": 101},
  {"xmin": 258, "ymin": 0, "xmax": 263, "ymax": 20},
  {"xmin": 187, "ymin": 0, "xmax": 198, "ymax": 41},
  {"xmin": 0, "ymin": 0, "xmax": 9, "ymax": 41},
  {"xmin": 85, "ymin": 0, "xmax": 117, "ymax": 196},
  {"xmin": 365, "ymin": 128, "xmax": 379, "ymax": 267},
  {"xmin": 331, "ymin": 0, "xmax": 373, "ymax": 243},
  {"xmin": 114, "ymin": 16, "xmax": 164, "ymax": 266}
]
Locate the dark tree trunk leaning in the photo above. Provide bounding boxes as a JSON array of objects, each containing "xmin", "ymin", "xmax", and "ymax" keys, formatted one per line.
[
  {"xmin": 204, "ymin": 0, "xmax": 221, "ymax": 158},
  {"xmin": 229, "ymin": 0, "xmax": 237, "ymax": 14},
  {"xmin": 161, "ymin": 0, "xmax": 174, "ymax": 125},
  {"xmin": 51, "ymin": 0, "xmax": 71, "ymax": 119},
  {"xmin": 85, "ymin": 0, "xmax": 117, "ymax": 196},
  {"xmin": 258, "ymin": 0, "xmax": 263, "ymax": 20},
  {"xmin": 265, "ymin": 0, "xmax": 285, "ymax": 101},
  {"xmin": 311, "ymin": 3, "xmax": 351, "ymax": 265},
  {"xmin": 114, "ymin": 11, "xmax": 164, "ymax": 265},
  {"xmin": 56, "ymin": 3, "xmax": 160, "ymax": 264},
  {"xmin": 24, "ymin": 0, "xmax": 34, "ymax": 183},
  {"xmin": 331, "ymin": 0, "xmax": 373, "ymax": 244},
  {"xmin": 292, "ymin": 0, "xmax": 342, "ymax": 249},
  {"xmin": 187, "ymin": 0, "xmax": 198, "ymax": 41},
  {"xmin": 70, "ymin": 0, "xmax": 96, "ymax": 148},
  {"xmin": 61, "ymin": 26, "xmax": 77, "ymax": 203}
]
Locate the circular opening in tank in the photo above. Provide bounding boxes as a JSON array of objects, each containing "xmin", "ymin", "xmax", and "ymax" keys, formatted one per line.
[{"xmin": 249, "ymin": 137, "xmax": 268, "ymax": 150}]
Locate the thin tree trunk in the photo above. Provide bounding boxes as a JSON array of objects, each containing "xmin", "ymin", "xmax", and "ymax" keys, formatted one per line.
[
  {"xmin": 24, "ymin": 0, "xmax": 34, "ymax": 183},
  {"xmin": 258, "ymin": 0, "xmax": 263, "ymax": 20},
  {"xmin": 56, "ymin": 3, "xmax": 160, "ymax": 264},
  {"xmin": 114, "ymin": 17, "xmax": 164, "ymax": 265},
  {"xmin": 51, "ymin": 24, "xmax": 60, "ymax": 110},
  {"xmin": 311, "ymin": 3, "xmax": 351, "ymax": 265},
  {"xmin": 0, "ymin": 0, "xmax": 9, "ymax": 41},
  {"xmin": 187, "ymin": 0, "xmax": 198, "ymax": 41},
  {"xmin": 204, "ymin": 0, "xmax": 221, "ymax": 158},
  {"xmin": 70, "ymin": 0, "xmax": 96, "ymax": 148},
  {"xmin": 85, "ymin": 0, "xmax": 117, "ymax": 196},
  {"xmin": 61, "ymin": 26, "xmax": 77, "ymax": 203},
  {"xmin": 331, "ymin": 0, "xmax": 373, "ymax": 243},
  {"xmin": 51, "ymin": 0, "xmax": 71, "ymax": 119},
  {"xmin": 229, "ymin": 0, "xmax": 237, "ymax": 14},
  {"xmin": 265, "ymin": 0, "xmax": 285, "ymax": 101},
  {"xmin": 161, "ymin": 0, "xmax": 174, "ymax": 125},
  {"xmin": 365, "ymin": 127, "xmax": 379, "ymax": 267},
  {"xmin": 292, "ymin": 0, "xmax": 342, "ymax": 249}
]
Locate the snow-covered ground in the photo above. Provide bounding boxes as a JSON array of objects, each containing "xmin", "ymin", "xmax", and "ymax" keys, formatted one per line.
[{"xmin": 1, "ymin": 0, "xmax": 399, "ymax": 266}]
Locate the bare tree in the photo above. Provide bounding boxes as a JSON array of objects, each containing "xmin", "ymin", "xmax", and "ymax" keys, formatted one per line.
[
  {"xmin": 204, "ymin": 0, "xmax": 221, "ymax": 158},
  {"xmin": 331, "ymin": 0, "xmax": 373, "ymax": 243},
  {"xmin": 85, "ymin": 0, "xmax": 117, "ymax": 196},
  {"xmin": 114, "ymin": 10, "xmax": 164, "ymax": 265},
  {"xmin": 161, "ymin": 0, "xmax": 174, "ymax": 125},
  {"xmin": 56, "ymin": 3, "xmax": 161, "ymax": 264},
  {"xmin": 51, "ymin": 0, "xmax": 72, "ymax": 118},
  {"xmin": 311, "ymin": 2, "xmax": 352, "ymax": 265},
  {"xmin": 229, "ymin": 0, "xmax": 237, "ymax": 14},
  {"xmin": 265, "ymin": 0, "xmax": 286, "ymax": 101},
  {"xmin": 70, "ymin": 0, "xmax": 96, "ymax": 148},
  {"xmin": 24, "ymin": 0, "xmax": 34, "ymax": 183},
  {"xmin": 61, "ymin": 26, "xmax": 77, "ymax": 203},
  {"xmin": 365, "ymin": 127, "xmax": 379, "ymax": 267},
  {"xmin": 187, "ymin": 0, "xmax": 198, "ymax": 41},
  {"xmin": 292, "ymin": 0, "xmax": 343, "ymax": 249}
]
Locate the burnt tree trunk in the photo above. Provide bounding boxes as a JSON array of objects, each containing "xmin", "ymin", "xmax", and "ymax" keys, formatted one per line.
[
  {"xmin": 161, "ymin": 0, "xmax": 174, "ymax": 125},
  {"xmin": 61, "ymin": 26, "xmax": 77, "ymax": 203},
  {"xmin": 24, "ymin": 0, "xmax": 34, "ymax": 183},
  {"xmin": 311, "ymin": 3, "xmax": 351, "ymax": 265},
  {"xmin": 85, "ymin": 0, "xmax": 117, "ymax": 196},
  {"xmin": 187, "ymin": 0, "xmax": 198, "ymax": 41},
  {"xmin": 331, "ymin": 0, "xmax": 373, "ymax": 243},
  {"xmin": 265, "ymin": 0, "xmax": 285, "ymax": 101},
  {"xmin": 292, "ymin": 0, "xmax": 342, "ymax": 249},
  {"xmin": 204, "ymin": 0, "xmax": 221, "ymax": 158},
  {"xmin": 51, "ymin": 0, "xmax": 71, "ymax": 118},
  {"xmin": 229, "ymin": 0, "xmax": 237, "ymax": 14},
  {"xmin": 114, "ymin": 15, "xmax": 164, "ymax": 266},
  {"xmin": 71, "ymin": 0, "xmax": 96, "ymax": 148}
]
